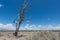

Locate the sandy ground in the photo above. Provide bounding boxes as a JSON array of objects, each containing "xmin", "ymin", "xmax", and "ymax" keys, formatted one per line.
[
  {"xmin": 0, "ymin": 31, "xmax": 60, "ymax": 40},
  {"xmin": 0, "ymin": 32, "xmax": 33, "ymax": 40}
]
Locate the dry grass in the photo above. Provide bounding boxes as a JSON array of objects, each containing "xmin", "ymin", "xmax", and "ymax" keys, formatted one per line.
[
  {"xmin": 26, "ymin": 30, "xmax": 60, "ymax": 40},
  {"xmin": 0, "ymin": 30, "xmax": 60, "ymax": 40}
]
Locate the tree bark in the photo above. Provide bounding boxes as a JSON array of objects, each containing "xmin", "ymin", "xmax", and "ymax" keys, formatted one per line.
[
  {"xmin": 13, "ymin": 22, "xmax": 21, "ymax": 36},
  {"xmin": 13, "ymin": 29, "xmax": 18, "ymax": 36}
]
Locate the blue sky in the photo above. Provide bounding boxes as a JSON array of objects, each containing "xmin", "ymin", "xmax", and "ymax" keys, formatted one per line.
[{"xmin": 0, "ymin": 0, "xmax": 60, "ymax": 30}]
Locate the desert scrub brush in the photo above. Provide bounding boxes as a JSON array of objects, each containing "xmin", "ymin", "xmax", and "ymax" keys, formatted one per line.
[{"xmin": 26, "ymin": 30, "xmax": 57, "ymax": 40}]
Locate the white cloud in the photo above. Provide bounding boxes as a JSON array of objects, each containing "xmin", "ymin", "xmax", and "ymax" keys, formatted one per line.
[
  {"xmin": 20, "ymin": 24, "xmax": 60, "ymax": 30},
  {"xmin": 0, "ymin": 23, "xmax": 15, "ymax": 30},
  {"xmin": 0, "ymin": 4, "xmax": 3, "ymax": 8},
  {"xmin": 24, "ymin": 24, "xmax": 37, "ymax": 30},
  {"xmin": 0, "ymin": 23, "xmax": 60, "ymax": 30}
]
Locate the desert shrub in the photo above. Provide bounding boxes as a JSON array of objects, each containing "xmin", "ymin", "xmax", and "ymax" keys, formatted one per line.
[{"xmin": 26, "ymin": 30, "xmax": 56, "ymax": 40}]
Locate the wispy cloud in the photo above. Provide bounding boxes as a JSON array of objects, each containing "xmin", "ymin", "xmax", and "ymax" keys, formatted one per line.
[
  {"xmin": 0, "ymin": 4, "xmax": 3, "ymax": 8},
  {"xmin": 21, "ymin": 24, "xmax": 60, "ymax": 30},
  {"xmin": 48, "ymin": 18, "xmax": 51, "ymax": 21}
]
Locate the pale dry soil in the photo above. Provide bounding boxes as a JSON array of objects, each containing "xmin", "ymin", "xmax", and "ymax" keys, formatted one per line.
[
  {"xmin": 0, "ymin": 31, "xmax": 60, "ymax": 40},
  {"xmin": 0, "ymin": 32, "xmax": 33, "ymax": 40}
]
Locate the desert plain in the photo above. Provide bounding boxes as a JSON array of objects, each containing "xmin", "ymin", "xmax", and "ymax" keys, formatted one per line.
[{"xmin": 0, "ymin": 30, "xmax": 60, "ymax": 40}]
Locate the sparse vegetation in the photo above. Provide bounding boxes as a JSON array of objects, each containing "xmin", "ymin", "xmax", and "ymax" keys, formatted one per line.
[
  {"xmin": 26, "ymin": 30, "xmax": 59, "ymax": 40},
  {"xmin": 0, "ymin": 30, "xmax": 60, "ymax": 40}
]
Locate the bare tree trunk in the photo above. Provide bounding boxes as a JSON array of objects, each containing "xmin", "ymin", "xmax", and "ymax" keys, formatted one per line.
[
  {"xmin": 13, "ymin": 22, "xmax": 21, "ymax": 36},
  {"xmin": 13, "ymin": 30, "xmax": 18, "ymax": 36},
  {"xmin": 13, "ymin": 26, "xmax": 20, "ymax": 36},
  {"xmin": 13, "ymin": 0, "xmax": 27, "ymax": 37}
]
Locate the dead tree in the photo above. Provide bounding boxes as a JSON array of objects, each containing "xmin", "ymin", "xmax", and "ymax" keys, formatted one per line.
[{"xmin": 13, "ymin": 0, "xmax": 27, "ymax": 36}]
